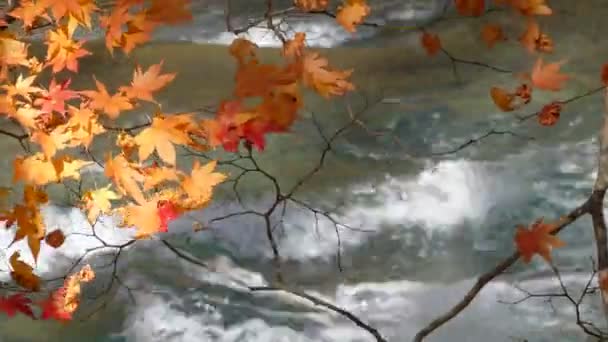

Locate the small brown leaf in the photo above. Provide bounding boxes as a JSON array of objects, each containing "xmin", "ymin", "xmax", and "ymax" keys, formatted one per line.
[
  {"xmin": 537, "ymin": 101, "xmax": 561, "ymax": 126},
  {"xmin": 45, "ymin": 229, "xmax": 65, "ymax": 248}
]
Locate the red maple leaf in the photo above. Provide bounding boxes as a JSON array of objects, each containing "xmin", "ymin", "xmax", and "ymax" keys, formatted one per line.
[
  {"xmin": 157, "ymin": 200, "xmax": 180, "ymax": 232},
  {"xmin": 35, "ymin": 78, "xmax": 79, "ymax": 114},
  {"xmin": 39, "ymin": 288, "xmax": 72, "ymax": 322},
  {"xmin": 0, "ymin": 294, "xmax": 35, "ymax": 318}
]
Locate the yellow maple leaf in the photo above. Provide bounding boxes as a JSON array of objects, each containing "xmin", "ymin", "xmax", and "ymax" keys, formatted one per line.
[
  {"xmin": 180, "ymin": 160, "xmax": 226, "ymax": 209},
  {"xmin": 82, "ymin": 185, "xmax": 120, "ymax": 223},
  {"xmin": 134, "ymin": 114, "xmax": 195, "ymax": 165},
  {"xmin": 104, "ymin": 154, "xmax": 146, "ymax": 205},
  {"xmin": 119, "ymin": 61, "xmax": 176, "ymax": 102}
]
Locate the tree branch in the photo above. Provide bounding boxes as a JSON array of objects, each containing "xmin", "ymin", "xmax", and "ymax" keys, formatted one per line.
[
  {"xmin": 413, "ymin": 200, "xmax": 592, "ymax": 341},
  {"xmin": 591, "ymin": 87, "xmax": 608, "ymax": 325}
]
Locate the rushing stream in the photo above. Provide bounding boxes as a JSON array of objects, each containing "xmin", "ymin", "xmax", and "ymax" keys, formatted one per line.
[{"xmin": 2, "ymin": 0, "xmax": 608, "ymax": 341}]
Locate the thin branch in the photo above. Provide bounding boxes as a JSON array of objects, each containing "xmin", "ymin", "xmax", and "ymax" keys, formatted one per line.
[
  {"xmin": 250, "ymin": 286, "xmax": 388, "ymax": 342},
  {"xmin": 413, "ymin": 200, "xmax": 591, "ymax": 341}
]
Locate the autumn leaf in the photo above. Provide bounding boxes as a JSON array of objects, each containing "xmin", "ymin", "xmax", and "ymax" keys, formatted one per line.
[
  {"xmin": 62, "ymin": 104, "xmax": 106, "ymax": 148},
  {"xmin": 40, "ymin": 264, "xmax": 95, "ymax": 322},
  {"xmin": 104, "ymin": 154, "xmax": 146, "ymax": 205},
  {"xmin": 229, "ymin": 38, "xmax": 258, "ymax": 66},
  {"xmin": 141, "ymin": 164, "xmax": 179, "ymax": 191},
  {"xmin": 530, "ymin": 58, "xmax": 569, "ymax": 91},
  {"xmin": 255, "ymin": 83, "xmax": 303, "ymax": 130},
  {"xmin": 9, "ymin": 252, "xmax": 40, "ymax": 292},
  {"xmin": 233, "ymin": 61, "xmax": 300, "ymax": 99},
  {"xmin": 13, "ymin": 154, "xmax": 59, "ymax": 185},
  {"xmin": 0, "ymin": 36, "xmax": 29, "ymax": 66},
  {"xmin": 157, "ymin": 200, "xmax": 181, "ymax": 232},
  {"xmin": 82, "ymin": 185, "xmax": 120, "ymax": 223},
  {"xmin": 10, "ymin": 203, "xmax": 46, "ymax": 262},
  {"xmin": 80, "ymin": 77, "xmax": 133, "ymax": 118},
  {"xmin": 9, "ymin": 0, "xmax": 51, "ymax": 29},
  {"xmin": 515, "ymin": 218, "xmax": 565, "ymax": 263},
  {"xmin": 515, "ymin": 83, "xmax": 532, "ymax": 104},
  {"xmin": 520, "ymin": 19, "xmax": 553, "ymax": 53},
  {"xmin": 481, "ymin": 24, "xmax": 506, "ymax": 48},
  {"xmin": 282, "ymin": 32, "xmax": 306, "ymax": 59},
  {"xmin": 35, "ymin": 78, "xmax": 79, "ymax": 114},
  {"xmin": 490, "ymin": 86, "xmax": 516, "ymax": 111},
  {"xmin": 336, "ymin": 0, "xmax": 371, "ymax": 33},
  {"xmin": 537, "ymin": 101, "xmax": 562, "ymax": 126},
  {"xmin": 180, "ymin": 160, "xmax": 226, "ymax": 209},
  {"xmin": 99, "ymin": 4, "xmax": 131, "ymax": 53},
  {"xmin": 2, "ymin": 74, "xmax": 43, "ymax": 100},
  {"xmin": 119, "ymin": 62, "xmax": 176, "ymax": 102},
  {"xmin": 455, "ymin": 0, "xmax": 485, "ymax": 16},
  {"xmin": 421, "ymin": 31, "xmax": 441, "ymax": 56},
  {"xmin": 121, "ymin": 196, "xmax": 176, "ymax": 238},
  {"xmin": 30, "ymin": 129, "xmax": 71, "ymax": 159},
  {"xmin": 45, "ymin": 26, "xmax": 91, "ymax": 73},
  {"xmin": 301, "ymin": 52, "xmax": 354, "ymax": 98},
  {"xmin": 120, "ymin": 22, "xmax": 154, "ymax": 54},
  {"xmin": 201, "ymin": 100, "xmax": 258, "ymax": 151},
  {"xmin": 133, "ymin": 113, "xmax": 195, "ymax": 165},
  {"xmin": 39, "ymin": 289, "xmax": 72, "ymax": 322},
  {"xmin": 0, "ymin": 294, "xmax": 34, "ymax": 318},
  {"xmin": 45, "ymin": 229, "xmax": 66, "ymax": 248}
]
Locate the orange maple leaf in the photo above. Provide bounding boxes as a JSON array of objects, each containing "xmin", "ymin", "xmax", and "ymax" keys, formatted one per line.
[
  {"xmin": 119, "ymin": 62, "xmax": 176, "ymax": 102},
  {"xmin": 9, "ymin": 0, "xmax": 50, "ymax": 29},
  {"xmin": 234, "ymin": 61, "xmax": 300, "ymax": 99},
  {"xmin": 519, "ymin": 19, "xmax": 553, "ymax": 53},
  {"xmin": 282, "ymin": 32, "xmax": 306, "ymax": 59},
  {"xmin": 99, "ymin": 5, "xmax": 131, "ymax": 53},
  {"xmin": 530, "ymin": 58, "xmax": 569, "ymax": 91},
  {"xmin": 120, "ymin": 195, "xmax": 178, "ymax": 238},
  {"xmin": 515, "ymin": 218, "xmax": 565, "ymax": 263},
  {"xmin": 336, "ymin": 0, "xmax": 371, "ymax": 33},
  {"xmin": 45, "ymin": 26, "xmax": 91, "ymax": 73},
  {"xmin": 120, "ymin": 21, "xmax": 154, "ymax": 54},
  {"xmin": 301, "ymin": 52, "xmax": 354, "ymax": 98},
  {"xmin": 80, "ymin": 77, "xmax": 133, "ymax": 118}
]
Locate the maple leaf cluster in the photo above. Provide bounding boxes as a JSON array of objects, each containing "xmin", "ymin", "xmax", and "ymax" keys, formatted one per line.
[
  {"xmin": 417, "ymin": 1, "xmax": 572, "ymax": 126},
  {"xmin": 0, "ymin": 0, "xmax": 221, "ymax": 321},
  {"xmin": 202, "ymin": 35, "xmax": 356, "ymax": 151},
  {"xmin": 0, "ymin": 0, "xmax": 369, "ymax": 322}
]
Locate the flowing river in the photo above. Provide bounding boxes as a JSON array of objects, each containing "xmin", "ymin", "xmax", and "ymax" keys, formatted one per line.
[{"xmin": 1, "ymin": 0, "xmax": 608, "ymax": 341}]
